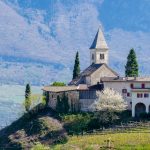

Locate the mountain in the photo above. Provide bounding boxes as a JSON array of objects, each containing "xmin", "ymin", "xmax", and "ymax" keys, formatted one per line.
[{"xmin": 0, "ymin": 0, "xmax": 150, "ymax": 85}]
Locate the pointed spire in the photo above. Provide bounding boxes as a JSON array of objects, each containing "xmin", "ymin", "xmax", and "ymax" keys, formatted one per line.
[{"xmin": 90, "ymin": 27, "xmax": 108, "ymax": 49}]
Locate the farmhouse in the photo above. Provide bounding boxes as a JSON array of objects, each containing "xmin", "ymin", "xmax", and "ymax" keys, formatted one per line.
[{"xmin": 43, "ymin": 27, "xmax": 150, "ymax": 117}]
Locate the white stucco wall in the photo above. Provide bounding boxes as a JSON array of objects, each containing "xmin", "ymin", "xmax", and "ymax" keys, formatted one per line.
[
  {"xmin": 104, "ymin": 81, "xmax": 150, "ymax": 117},
  {"xmin": 132, "ymin": 91, "xmax": 150, "ymax": 117},
  {"xmin": 90, "ymin": 49, "xmax": 108, "ymax": 65}
]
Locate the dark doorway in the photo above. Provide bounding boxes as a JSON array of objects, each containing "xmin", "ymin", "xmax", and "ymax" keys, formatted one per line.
[{"xmin": 135, "ymin": 103, "xmax": 146, "ymax": 117}]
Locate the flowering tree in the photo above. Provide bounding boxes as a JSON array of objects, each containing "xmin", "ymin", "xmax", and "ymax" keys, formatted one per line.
[{"xmin": 90, "ymin": 88, "xmax": 127, "ymax": 112}]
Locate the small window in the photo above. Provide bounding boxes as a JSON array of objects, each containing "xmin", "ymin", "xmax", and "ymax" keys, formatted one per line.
[
  {"xmin": 142, "ymin": 83, "xmax": 145, "ymax": 89},
  {"xmin": 122, "ymin": 89, "xmax": 127, "ymax": 93},
  {"xmin": 100, "ymin": 54, "xmax": 105, "ymax": 60},
  {"xmin": 127, "ymin": 93, "xmax": 131, "ymax": 97},
  {"xmin": 144, "ymin": 93, "xmax": 149, "ymax": 98},
  {"xmin": 130, "ymin": 84, "xmax": 134, "ymax": 89},
  {"xmin": 92, "ymin": 54, "xmax": 94, "ymax": 60},
  {"xmin": 137, "ymin": 93, "xmax": 143, "ymax": 98}
]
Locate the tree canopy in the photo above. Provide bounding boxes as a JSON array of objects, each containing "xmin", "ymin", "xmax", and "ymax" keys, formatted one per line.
[
  {"xmin": 56, "ymin": 93, "xmax": 70, "ymax": 114},
  {"xmin": 73, "ymin": 51, "xmax": 80, "ymax": 79},
  {"xmin": 25, "ymin": 83, "xmax": 31, "ymax": 112},
  {"xmin": 125, "ymin": 48, "xmax": 139, "ymax": 77},
  {"xmin": 52, "ymin": 82, "xmax": 66, "ymax": 86},
  {"xmin": 90, "ymin": 88, "xmax": 127, "ymax": 112}
]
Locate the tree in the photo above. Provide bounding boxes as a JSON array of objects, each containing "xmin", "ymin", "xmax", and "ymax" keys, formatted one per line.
[
  {"xmin": 73, "ymin": 51, "xmax": 80, "ymax": 79},
  {"xmin": 56, "ymin": 95, "xmax": 63, "ymax": 113},
  {"xmin": 90, "ymin": 88, "xmax": 127, "ymax": 112},
  {"xmin": 125, "ymin": 48, "xmax": 139, "ymax": 77},
  {"xmin": 56, "ymin": 93, "xmax": 70, "ymax": 114},
  {"xmin": 52, "ymin": 82, "xmax": 66, "ymax": 86},
  {"xmin": 63, "ymin": 93, "xmax": 70, "ymax": 114},
  {"xmin": 25, "ymin": 84, "xmax": 31, "ymax": 112}
]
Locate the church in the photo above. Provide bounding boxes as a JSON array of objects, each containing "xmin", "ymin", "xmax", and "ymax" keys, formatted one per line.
[{"xmin": 43, "ymin": 27, "xmax": 150, "ymax": 117}]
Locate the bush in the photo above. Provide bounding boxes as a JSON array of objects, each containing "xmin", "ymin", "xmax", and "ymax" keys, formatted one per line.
[
  {"xmin": 52, "ymin": 82, "xmax": 66, "ymax": 86},
  {"xmin": 61, "ymin": 111, "xmax": 133, "ymax": 135},
  {"xmin": 56, "ymin": 94, "xmax": 69, "ymax": 114},
  {"xmin": 139, "ymin": 113, "xmax": 150, "ymax": 120},
  {"xmin": 61, "ymin": 113, "xmax": 92, "ymax": 134},
  {"xmin": 31, "ymin": 142, "xmax": 50, "ymax": 150},
  {"xmin": 92, "ymin": 111, "xmax": 119, "ymax": 128},
  {"xmin": 27, "ymin": 117, "xmax": 63, "ymax": 136}
]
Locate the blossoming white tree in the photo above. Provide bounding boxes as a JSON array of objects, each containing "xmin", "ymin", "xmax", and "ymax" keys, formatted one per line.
[{"xmin": 90, "ymin": 88, "xmax": 127, "ymax": 112}]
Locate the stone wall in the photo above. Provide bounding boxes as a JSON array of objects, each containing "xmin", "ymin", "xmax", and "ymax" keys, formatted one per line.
[
  {"xmin": 90, "ymin": 65, "xmax": 118, "ymax": 85},
  {"xmin": 48, "ymin": 91, "xmax": 80, "ymax": 112}
]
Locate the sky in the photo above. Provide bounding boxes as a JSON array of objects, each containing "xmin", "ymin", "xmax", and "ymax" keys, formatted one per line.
[{"xmin": 0, "ymin": 0, "xmax": 150, "ymax": 85}]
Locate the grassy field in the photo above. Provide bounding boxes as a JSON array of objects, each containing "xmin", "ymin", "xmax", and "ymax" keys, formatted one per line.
[{"xmin": 51, "ymin": 127, "xmax": 150, "ymax": 150}]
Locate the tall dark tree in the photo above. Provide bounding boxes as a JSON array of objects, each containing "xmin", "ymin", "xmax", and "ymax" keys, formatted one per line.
[
  {"xmin": 63, "ymin": 93, "xmax": 70, "ymax": 114},
  {"xmin": 56, "ymin": 93, "xmax": 70, "ymax": 114},
  {"xmin": 56, "ymin": 95, "xmax": 62, "ymax": 113},
  {"xmin": 73, "ymin": 51, "xmax": 80, "ymax": 79},
  {"xmin": 25, "ymin": 83, "xmax": 31, "ymax": 112},
  {"xmin": 125, "ymin": 48, "xmax": 139, "ymax": 77}
]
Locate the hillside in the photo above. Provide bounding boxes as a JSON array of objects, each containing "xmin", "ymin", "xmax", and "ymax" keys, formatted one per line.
[
  {"xmin": 0, "ymin": 105, "xmax": 67, "ymax": 149},
  {"xmin": 0, "ymin": 104, "xmax": 150, "ymax": 149}
]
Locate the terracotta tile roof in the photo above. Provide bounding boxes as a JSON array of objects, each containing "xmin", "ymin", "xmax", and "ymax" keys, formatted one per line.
[
  {"xmin": 42, "ymin": 86, "xmax": 77, "ymax": 92},
  {"xmin": 42, "ymin": 84, "xmax": 88, "ymax": 93}
]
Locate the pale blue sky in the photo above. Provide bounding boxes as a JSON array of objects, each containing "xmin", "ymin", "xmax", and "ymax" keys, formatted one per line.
[{"xmin": 0, "ymin": 0, "xmax": 150, "ymax": 84}]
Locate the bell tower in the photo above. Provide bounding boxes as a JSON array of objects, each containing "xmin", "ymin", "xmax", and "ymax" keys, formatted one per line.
[{"xmin": 90, "ymin": 27, "xmax": 109, "ymax": 65}]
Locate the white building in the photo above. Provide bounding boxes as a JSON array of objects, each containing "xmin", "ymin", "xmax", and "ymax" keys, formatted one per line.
[
  {"xmin": 43, "ymin": 27, "xmax": 150, "ymax": 117},
  {"xmin": 102, "ymin": 77, "xmax": 150, "ymax": 117}
]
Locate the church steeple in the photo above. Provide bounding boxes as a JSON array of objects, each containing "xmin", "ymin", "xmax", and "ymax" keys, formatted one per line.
[{"xmin": 90, "ymin": 27, "xmax": 109, "ymax": 65}]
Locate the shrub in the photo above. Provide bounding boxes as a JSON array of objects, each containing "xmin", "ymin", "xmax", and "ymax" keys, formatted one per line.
[
  {"xmin": 52, "ymin": 82, "xmax": 66, "ymax": 86},
  {"xmin": 93, "ymin": 111, "xmax": 119, "ymax": 127},
  {"xmin": 28, "ymin": 117, "xmax": 63, "ymax": 136},
  {"xmin": 139, "ymin": 113, "xmax": 150, "ymax": 120},
  {"xmin": 31, "ymin": 142, "xmax": 50, "ymax": 150},
  {"xmin": 61, "ymin": 113, "xmax": 92, "ymax": 134},
  {"xmin": 56, "ymin": 93, "xmax": 69, "ymax": 114}
]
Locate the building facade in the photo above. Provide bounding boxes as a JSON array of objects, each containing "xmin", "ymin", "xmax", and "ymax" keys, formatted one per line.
[
  {"xmin": 102, "ymin": 77, "xmax": 150, "ymax": 117},
  {"xmin": 43, "ymin": 27, "xmax": 150, "ymax": 117}
]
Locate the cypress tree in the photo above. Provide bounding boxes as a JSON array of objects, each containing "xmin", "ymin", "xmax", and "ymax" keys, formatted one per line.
[
  {"xmin": 56, "ymin": 94, "xmax": 70, "ymax": 114},
  {"xmin": 125, "ymin": 48, "xmax": 139, "ymax": 77},
  {"xmin": 56, "ymin": 95, "xmax": 62, "ymax": 113},
  {"xmin": 63, "ymin": 93, "xmax": 70, "ymax": 114},
  {"xmin": 25, "ymin": 83, "xmax": 31, "ymax": 112},
  {"xmin": 73, "ymin": 51, "xmax": 80, "ymax": 79}
]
